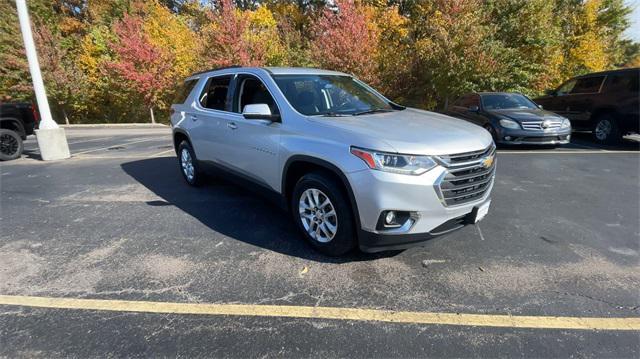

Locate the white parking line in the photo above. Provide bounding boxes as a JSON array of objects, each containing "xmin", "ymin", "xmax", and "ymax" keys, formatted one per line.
[
  {"xmin": 67, "ymin": 137, "xmax": 116, "ymax": 146},
  {"xmin": 150, "ymin": 149, "xmax": 175, "ymax": 157},
  {"xmin": 72, "ymin": 137, "xmax": 170, "ymax": 156}
]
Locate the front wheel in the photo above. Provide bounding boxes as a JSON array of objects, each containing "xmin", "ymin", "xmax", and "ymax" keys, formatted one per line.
[
  {"xmin": 484, "ymin": 124, "xmax": 498, "ymax": 142},
  {"xmin": 291, "ymin": 172, "xmax": 356, "ymax": 256},
  {"xmin": 0, "ymin": 129, "xmax": 23, "ymax": 161},
  {"xmin": 593, "ymin": 114, "xmax": 621, "ymax": 144}
]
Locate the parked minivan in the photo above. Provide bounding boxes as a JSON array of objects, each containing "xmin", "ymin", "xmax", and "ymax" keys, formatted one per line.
[
  {"xmin": 170, "ymin": 67, "xmax": 495, "ymax": 255},
  {"xmin": 534, "ymin": 68, "xmax": 639, "ymax": 144}
]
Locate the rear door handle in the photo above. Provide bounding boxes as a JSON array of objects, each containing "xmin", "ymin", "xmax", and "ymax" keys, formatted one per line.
[
  {"xmin": 227, "ymin": 122, "xmax": 238, "ymax": 130},
  {"xmin": 190, "ymin": 115, "xmax": 198, "ymax": 121}
]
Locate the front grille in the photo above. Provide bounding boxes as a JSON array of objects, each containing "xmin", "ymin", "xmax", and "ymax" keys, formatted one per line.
[
  {"xmin": 436, "ymin": 145, "xmax": 496, "ymax": 207},
  {"xmin": 521, "ymin": 120, "xmax": 563, "ymax": 131},
  {"xmin": 436, "ymin": 144, "xmax": 495, "ymax": 167}
]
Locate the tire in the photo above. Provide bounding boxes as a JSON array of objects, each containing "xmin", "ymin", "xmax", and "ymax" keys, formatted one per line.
[
  {"xmin": 291, "ymin": 171, "xmax": 356, "ymax": 256},
  {"xmin": 177, "ymin": 140, "xmax": 203, "ymax": 186},
  {"xmin": 0, "ymin": 129, "xmax": 23, "ymax": 161},
  {"xmin": 593, "ymin": 114, "xmax": 621, "ymax": 145},
  {"xmin": 484, "ymin": 124, "xmax": 498, "ymax": 142}
]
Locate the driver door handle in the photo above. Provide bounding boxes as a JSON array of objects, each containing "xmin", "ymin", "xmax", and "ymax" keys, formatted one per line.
[{"xmin": 227, "ymin": 122, "xmax": 238, "ymax": 130}]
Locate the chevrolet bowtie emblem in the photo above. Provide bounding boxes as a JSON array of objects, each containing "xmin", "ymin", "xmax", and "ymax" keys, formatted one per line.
[{"xmin": 482, "ymin": 155, "xmax": 494, "ymax": 169}]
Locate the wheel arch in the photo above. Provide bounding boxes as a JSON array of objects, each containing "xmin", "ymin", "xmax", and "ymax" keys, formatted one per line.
[
  {"xmin": 172, "ymin": 129, "xmax": 191, "ymax": 154},
  {"xmin": 0, "ymin": 118, "xmax": 26, "ymax": 139},
  {"xmin": 590, "ymin": 107, "xmax": 618, "ymax": 126},
  {"xmin": 282, "ymin": 155, "xmax": 361, "ymax": 231}
]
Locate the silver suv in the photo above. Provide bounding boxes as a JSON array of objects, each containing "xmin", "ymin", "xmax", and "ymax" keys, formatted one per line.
[{"xmin": 171, "ymin": 67, "xmax": 495, "ymax": 256}]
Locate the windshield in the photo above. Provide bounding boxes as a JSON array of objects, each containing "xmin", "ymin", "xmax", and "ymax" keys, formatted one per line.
[
  {"xmin": 481, "ymin": 93, "xmax": 538, "ymax": 110},
  {"xmin": 272, "ymin": 74, "xmax": 394, "ymax": 116}
]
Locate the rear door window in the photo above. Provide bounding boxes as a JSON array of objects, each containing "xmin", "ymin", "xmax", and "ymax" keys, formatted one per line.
[
  {"xmin": 570, "ymin": 76, "xmax": 605, "ymax": 94},
  {"xmin": 172, "ymin": 79, "xmax": 197, "ymax": 104},
  {"xmin": 199, "ymin": 75, "xmax": 232, "ymax": 111}
]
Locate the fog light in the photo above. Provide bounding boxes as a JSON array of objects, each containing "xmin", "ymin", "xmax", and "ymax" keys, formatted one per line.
[
  {"xmin": 385, "ymin": 211, "xmax": 396, "ymax": 225},
  {"xmin": 504, "ymin": 136, "xmax": 512, "ymax": 141}
]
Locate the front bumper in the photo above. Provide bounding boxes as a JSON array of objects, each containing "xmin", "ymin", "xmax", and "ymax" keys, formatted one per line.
[
  {"xmin": 495, "ymin": 127, "xmax": 572, "ymax": 145},
  {"xmin": 347, "ymin": 164, "xmax": 493, "ymax": 253},
  {"xmin": 358, "ymin": 206, "xmax": 484, "ymax": 252}
]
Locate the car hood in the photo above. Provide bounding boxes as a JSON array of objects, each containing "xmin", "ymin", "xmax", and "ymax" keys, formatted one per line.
[
  {"xmin": 309, "ymin": 108, "xmax": 493, "ymax": 156},
  {"xmin": 487, "ymin": 108, "xmax": 565, "ymax": 122}
]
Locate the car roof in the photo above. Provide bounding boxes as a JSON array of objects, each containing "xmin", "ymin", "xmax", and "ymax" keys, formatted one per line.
[
  {"xmin": 188, "ymin": 66, "xmax": 350, "ymax": 80},
  {"xmin": 571, "ymin": 67, "xmax": 639, "ymax": 79},
  {"xmin": 266, "ymin": 67, "xmax": 350, "ymax": 76},
  {"xmin": 475, "ymin": 92, "xmax": 524, "ymax": 96}
]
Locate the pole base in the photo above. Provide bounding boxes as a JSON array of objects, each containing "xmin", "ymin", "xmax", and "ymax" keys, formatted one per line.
[{"xmin": 35, "ymin": 128, "xmax": 71, "ymax": 160}]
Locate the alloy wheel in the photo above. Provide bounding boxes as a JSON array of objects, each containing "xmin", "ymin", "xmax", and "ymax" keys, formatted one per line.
[
  {"xmin": 298, "ymin": 188, "xmax": 338, "ymax": 243},
  {"xmin": 180, "ymin": 148, "xmax": 195, "ymax": 181},
  {"xmin": 595, "ymin": 119, "xmax": 612, "ymax": 141},
  {"xmin": 0, "ymin": 133, "xmax": 19, "ymax": 156}
]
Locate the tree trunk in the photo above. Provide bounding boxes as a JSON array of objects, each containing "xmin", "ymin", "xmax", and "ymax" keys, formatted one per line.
[
  {"xmin": 62, "ymin": 107, "xmax": 70, "ymax": 125},
  {"xmin": 149, "ymin": 106, "xmax": 156, "ymax": 124}
]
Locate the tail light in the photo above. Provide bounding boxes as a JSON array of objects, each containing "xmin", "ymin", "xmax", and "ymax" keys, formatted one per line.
[{"xmin": 31, "ymin": 102, "xmax": 40, "ymax": 128}]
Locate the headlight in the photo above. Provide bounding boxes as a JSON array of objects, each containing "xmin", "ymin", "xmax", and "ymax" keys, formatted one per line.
[
  {"xmin": 561, "ymin": 118, "xmax": 571, "ymax": 129},
  {"xmin": 499, "ymin": 119, "xmax": 520, "ymax": 129},
  {"xmin": 350, "ymin": 147, "xmax": 437, "ymax": 175}
]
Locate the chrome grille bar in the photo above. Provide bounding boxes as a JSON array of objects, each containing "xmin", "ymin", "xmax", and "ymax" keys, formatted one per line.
[
  {"xmin": 436, "ymin": 144, "xmax": 496, "ymax": 207},
  {"xmin": 521, "ymin": 120, "xmax": 563, "ymax": 131}
]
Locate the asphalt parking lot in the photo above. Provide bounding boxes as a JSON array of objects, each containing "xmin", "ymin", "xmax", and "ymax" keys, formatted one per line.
[{"xmin": 1, "ymin": 126, "xmax": 639, "ymax": 357}]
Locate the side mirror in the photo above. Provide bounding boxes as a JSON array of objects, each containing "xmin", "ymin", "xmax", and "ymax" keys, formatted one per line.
[
  {"xmin": 242, "ymin": 103, "xmax": 280, "ymax": 122},
  {"xmin": 544, "ymin": 89, "xmax": 556, "ymax": 96},
  {"xmin": 537, "ymin": 104, "xmax": 544, "ymax": 109},
  {"xmin": 468, "ymin": 105, "xmax": 479, "ymax": 112}
]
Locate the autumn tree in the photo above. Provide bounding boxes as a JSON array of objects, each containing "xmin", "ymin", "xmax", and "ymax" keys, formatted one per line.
[
  {"xmin": 107, "ymin": 13, "xmax": 174, "ymax": 123},
  {"xmin": 310, "ymin": 0, "xmax": 380, "ymax": 85},
  {"xmin": 485, "ymin": 0, "xmax": 565, "ymax": 94},
  {"xmin": 408, "ymin": 0, "xmax": 503, "ymax": 108},
  {"xmin": 201, "ymin": 0, "xmax": 284, "ymax": 68}
]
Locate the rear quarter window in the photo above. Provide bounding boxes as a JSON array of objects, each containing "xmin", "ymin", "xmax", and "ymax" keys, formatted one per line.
[
  {"xmin": 606, "ymin": 71, "xmax": 639, "ymax": 93},
  {"xmin": 172, "ymin": 79, "xmax": 198, "ymax": 104}
]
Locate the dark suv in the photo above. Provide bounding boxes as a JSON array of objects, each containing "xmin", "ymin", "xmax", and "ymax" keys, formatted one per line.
[
  {"xmin": 0, "ymin": 101, "xmax": 39, "ymax": 160},
  {"xmin": 534, "ymin": 68, "xmax": 639, "ymax": 144}
]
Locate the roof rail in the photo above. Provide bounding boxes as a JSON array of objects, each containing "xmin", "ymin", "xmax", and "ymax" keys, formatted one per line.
[{"xmin": 191, "ymin": 65, "xmax": 242, "ymax": 76}]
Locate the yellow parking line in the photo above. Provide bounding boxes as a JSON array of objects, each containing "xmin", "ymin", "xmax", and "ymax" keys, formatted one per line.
[{"xmin": 0, "ymin": 295, "xmax": 638, "ymax": 331}]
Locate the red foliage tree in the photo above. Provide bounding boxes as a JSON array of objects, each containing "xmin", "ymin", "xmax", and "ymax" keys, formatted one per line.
[
  {"xmin": 107, "ymin": 13, "xmax": 173, "ymax": 121},
  {"xmin": 202, "ymin": 0, "xmax": 266, "ymax": 68},
  {"xmin": 310, "ymin": 0, "xmax": 379, "ymax": 85}
]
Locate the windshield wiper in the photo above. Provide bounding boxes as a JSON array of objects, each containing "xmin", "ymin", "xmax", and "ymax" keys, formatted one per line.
[
  {"xmin": 352, "ymin": 108, "xmax": 394, "ymax": 116},
  {"xmin": 320, "ymin": 112, "xmax": 350, "ymax": 117}
]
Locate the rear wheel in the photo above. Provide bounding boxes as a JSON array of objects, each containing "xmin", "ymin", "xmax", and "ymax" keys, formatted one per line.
[
  {"xmin": 0, "ymin": 129, "xmax": 23, "ymax": 161},
  {"xmin": 593, "ymin": 114, "xmax": 621, "ymax": 144},
  {"xmin": 292, "ymin": 172, "xmax": 356, "ymax": 256},
  {"xmin": 177, "ymin": 140, "xmax": 202, "ymax": 186}
]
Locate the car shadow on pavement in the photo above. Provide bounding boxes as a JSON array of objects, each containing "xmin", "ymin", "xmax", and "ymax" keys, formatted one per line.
[{"xmin": 121, "ymin": 157, "xmax": 398, "ymax": 263}]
